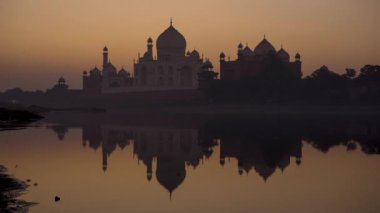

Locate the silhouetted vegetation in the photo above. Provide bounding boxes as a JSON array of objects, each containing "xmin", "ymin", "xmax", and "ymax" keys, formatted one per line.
[
  {"xmin": 0, "ymin": 64, "xmax": 379, "ymax": 109},
  {"xmin": 0, "ymin": 108, "xmax": 43, "ymax": 131},
  {"xmin": 199, "ymin": 63, "xmax": 380, "ymax": 105},
  {"xmin": 0, "ymin": 166, "xmax": 35, "ymax": 212}
]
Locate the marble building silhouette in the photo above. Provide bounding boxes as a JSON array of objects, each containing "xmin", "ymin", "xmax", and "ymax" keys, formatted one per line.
[{"xmin": 83, "ymin": 20, "xmax": 210, "ymax": 94}]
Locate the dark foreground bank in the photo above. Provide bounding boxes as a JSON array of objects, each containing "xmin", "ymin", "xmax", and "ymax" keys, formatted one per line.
[
  {"xmin": 0, "ymin": 166, "xmax": 35, "ymax": 212},
  {"xmin": 0, "ymin": 108, "xmax": 43, "ymax": 130}
]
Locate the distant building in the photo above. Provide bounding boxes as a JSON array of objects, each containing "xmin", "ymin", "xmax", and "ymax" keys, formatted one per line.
[
  {"xmin": 47, "ymin": 77, "xmax": 81, "ymax": 97},
  {"xmin": 83, "ymin": 21, "xmax": 210, "ymax": 95},
  {"xmin": 46, "ymin": 77, "xmax": 69, "ymax": 94},
  {"xmin": 53, "ymin": 77, "xmax": 69, "ymax": 90},
  {"xmin": 220, "ymin": 37, "xmax": 302, "ymax": 81}
]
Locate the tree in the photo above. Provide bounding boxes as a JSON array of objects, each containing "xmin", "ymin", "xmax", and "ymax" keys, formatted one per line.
[
  {"xmin": 343, "ymin": 68, "xmax": 356, "ymax": 79},
  {"xmin": 357, "ymin": 65, "xmax": 380, "ymax": 82},
  {"xmin": 306, "ymin": 65, "xmax": 341, "ymax": 81},
  {"xmin": 304, "ymin": 65, "xmax": 348, "ymax": 103},
  {"xmin": 355, "ymin": 65, "xmax": 380, "ymax": 103}
]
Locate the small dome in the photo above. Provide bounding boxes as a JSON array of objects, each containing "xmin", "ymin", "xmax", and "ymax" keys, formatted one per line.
[
  {"xmin": 238, "ymin": 43, "xmax": 243, "ymax": 49},
  {"xmin": 118, "ymin": 68, "xmax": 129, "ymax": 77},
  {"xmin": 147, "ymin": 37, "xmax": 153, "ymax": 43},
  {"xmin": 220, "ymin": 158, "xmax": 225, "ymax": 166},
  {"xmin": 296, "ymin": 158, "xmax": 301, "ymax": 166},
  {"xmin": 186, "ymin": 50, "xmax": 191, "ymax": 56},
  {"xmin": 156, "ymin": 24, "xmax": 186, "ymax": 51},
  {"xmin": 320, "ymin": 65, "xmax": 328, "ymax": 71},
  {"xmin": 238, "ymin": 166, "xmax": 244, "ymax": 175},
  {"xmin": 90, "ymin": 69, "xmax": 101, "ymax": 77},
  {"xmin": 242, "ymin": 46, "xmax": 255, "ymax": 57},
  {"xmin": 295, "ymin": 52, "xmax": 301, "ymax": 59},
  {"xmin": 58, "ymin": 77, "xmax": 65, "ymax": 83},
  {"xmin": 83, "ymin": 71, "xmax": 87, "ymax": 75},
  {"xmin": 105, "ymin": 62, "xmax": 117, "ymax": 71},
  {"xmin": 103, "ymin": 46, "xmax": 108, "ymax": 51},
  {"xmin": 103, "ymin": 62, "xmax": 117, "ymax": 76},
  {"xmin": 254, "ymin": 37, "xmax": 276, "ymax": 56},
  {"xmin": 189, "ymin": 50, "xmax": 200, "ymax": 60},
  {"xmin": 147, "ymin": 172, "xmax": 152, "ymax": 181},
  {"xmin": 203, "ymin": 59, "xmax": 213, "ymax": 69},
  {"xmin": 188, "ymin": 158, "xmax": 200, "ymax": 168},
  {"xmin": 255, "ymin": 164, "xmax": 276, "ymax": 181},
  {"xmin": 219, "ymin": 52, "xmax": 226, "ymax": 58},
  {"xmin": 91, "ymin": 67, "xmax": 101, "ymax": 74},
  {"xmin": 277, "ymin": 48, "xmax": 290, "ymax": 62}
]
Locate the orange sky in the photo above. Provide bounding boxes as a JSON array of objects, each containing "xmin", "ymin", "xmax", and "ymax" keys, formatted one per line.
[{"xmin": 0, "ymin": 0, "xmax": 379, "ymax": 90}]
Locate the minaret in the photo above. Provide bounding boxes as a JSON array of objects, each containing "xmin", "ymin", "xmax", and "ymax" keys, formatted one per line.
[
  {"xmin": 237, "ymin": 43, "xmax": 243, "ymax": 60},
  {"xmin": 103, "ymin": 46, "xmax": 109, "ymax": 69},
  {"xmin": 295, "ymin": 52, "xmax": 301, "ymax": 62},
  {"xmin": 147, "ymin": 37, "xmax": 153, "ymax": 60},
  {"xmin": 219, "ymin": 52, "xmax": 226, "ymax": 62},
  {"xmin": 294, "ymin": 52, "xmax": 302, "ymax": 78}
]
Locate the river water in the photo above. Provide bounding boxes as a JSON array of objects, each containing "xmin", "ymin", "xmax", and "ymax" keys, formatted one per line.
[{"xmin": 0, "ymin": 112, "xmax": 379, "ymax": 213}]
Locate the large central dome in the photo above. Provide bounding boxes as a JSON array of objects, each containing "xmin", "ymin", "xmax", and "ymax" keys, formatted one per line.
[
  {"xmin": 157, "ymin": 25, "xmax": 186, "ymax": 50},
  {"xmin": 156, "ymin": 23, "xmax": 187, "ymax": 60}
]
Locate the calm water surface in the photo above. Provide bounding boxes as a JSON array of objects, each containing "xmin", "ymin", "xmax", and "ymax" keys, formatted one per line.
[{"xmin": 0, "ymin": 112, "xmax": 379, "ymax": 213}]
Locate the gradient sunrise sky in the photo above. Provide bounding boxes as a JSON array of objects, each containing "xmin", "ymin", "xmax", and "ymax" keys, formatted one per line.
[{"xmin": 0, "ymin": 0, "xmax": 379, "ymax": 90}]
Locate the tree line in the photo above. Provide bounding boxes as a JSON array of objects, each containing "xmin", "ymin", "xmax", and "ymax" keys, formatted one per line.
[{"xmin": 198, "ymin": 58, "xmax": 380, "ymax": 105}]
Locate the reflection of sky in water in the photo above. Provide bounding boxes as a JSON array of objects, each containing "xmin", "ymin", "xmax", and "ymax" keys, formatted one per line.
[{"xmin": 0, "ymin": 113, "xmax": 379, "ymax": 213}]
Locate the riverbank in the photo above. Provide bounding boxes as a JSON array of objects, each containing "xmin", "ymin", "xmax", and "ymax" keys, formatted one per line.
[
  {"xmin": 2, "ymin": 102, "xmax": 380, "ymax": 117},
  {"xmin": 114, "ymin": 103, "xmax": 380, "ymax": 116},
  {"xmin": 0, "ymin": 165, "xmax": 35, "ymax": 212},
  {"xmin": 0, "ymin": 108, "xmax": 43, "ymax": 131}
]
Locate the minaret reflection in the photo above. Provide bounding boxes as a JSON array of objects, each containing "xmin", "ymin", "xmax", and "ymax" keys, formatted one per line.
[{"xmin": 82, "ymin": 124, "xmax": 133, "ymax": 171}]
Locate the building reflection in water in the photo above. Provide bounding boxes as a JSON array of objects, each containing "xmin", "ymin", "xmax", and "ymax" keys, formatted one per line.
[
  {"xmin": 82, "ymin": 124, "xmax": 210, "ymax": 196},
  {"xmin": 47, "ymin": 114, "xmax": 380, "ymax": 196}
]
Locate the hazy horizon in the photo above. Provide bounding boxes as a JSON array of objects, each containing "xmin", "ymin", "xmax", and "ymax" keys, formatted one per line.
[{"xmin": 1, "ymin": 0, "xmax": 379, "ymax": 91}]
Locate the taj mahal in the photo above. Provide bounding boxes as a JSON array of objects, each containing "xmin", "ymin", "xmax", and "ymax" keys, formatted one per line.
[
  {"xmin": 82, "ymin": 20, "xmax": 302, "ymax": 95},
  {"xmin": 83, "ymin": 20, "xmax": 209, "ymax": 94}
]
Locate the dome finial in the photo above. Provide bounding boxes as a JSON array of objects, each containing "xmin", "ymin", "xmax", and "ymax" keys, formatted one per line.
[
  {"xmin": 147, "ymin": 37, "xmax": 153, "ymax": 43},
  {"xmin": 170, "ymin": 17, "xmax": 173, "ymax": 26},
  {"xmin": 264, "ymin": 34, "xmax": 266, "ymax": 39}
]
